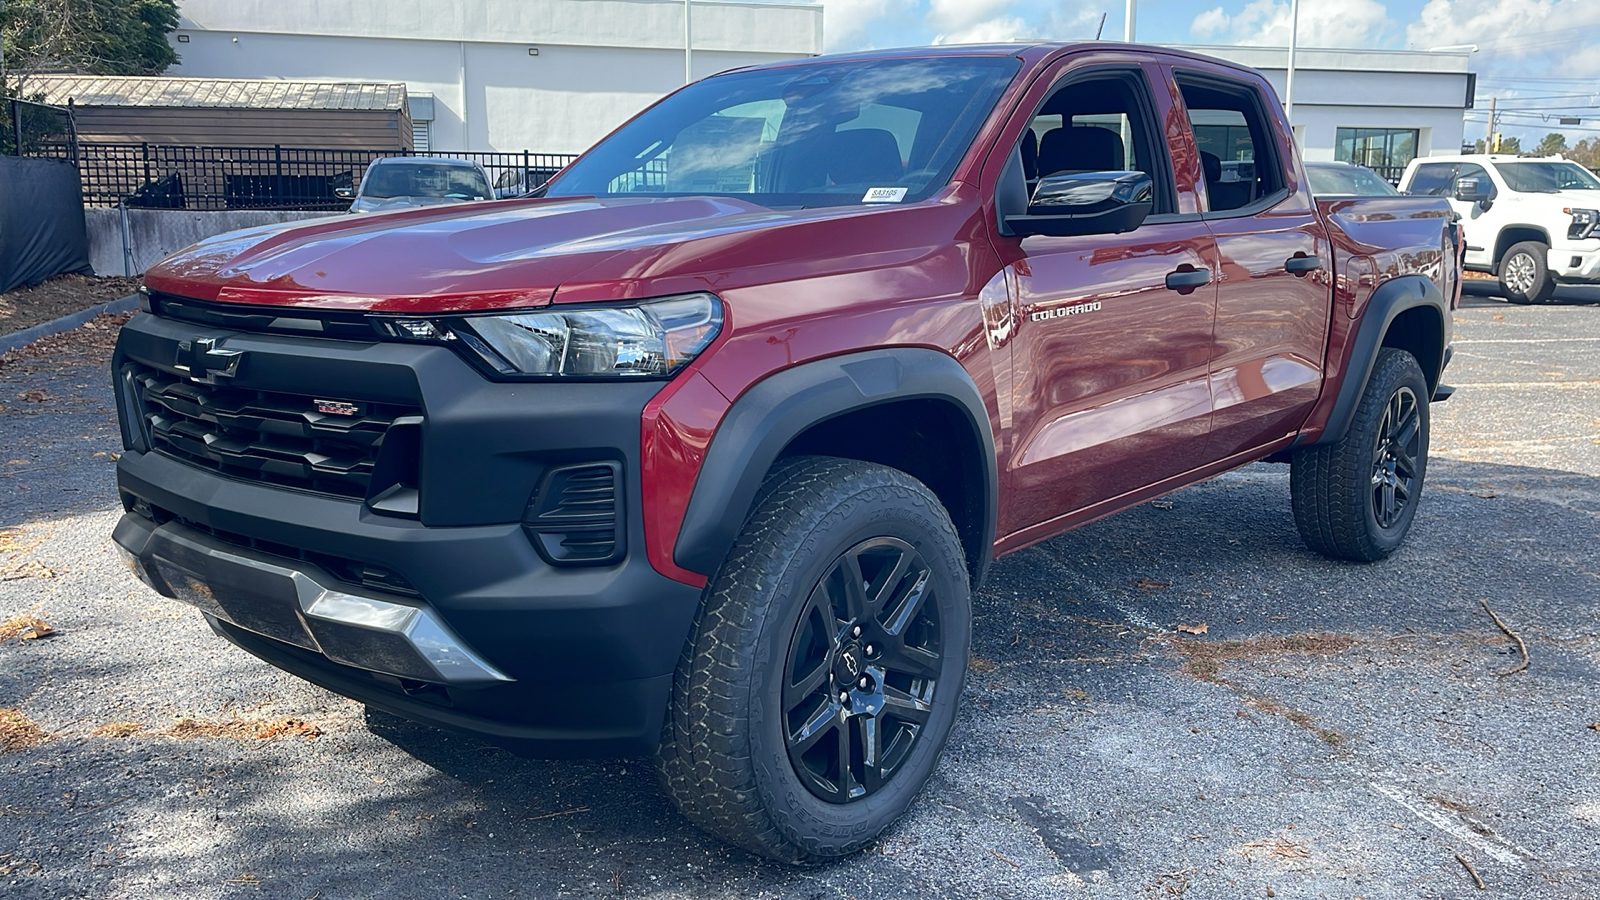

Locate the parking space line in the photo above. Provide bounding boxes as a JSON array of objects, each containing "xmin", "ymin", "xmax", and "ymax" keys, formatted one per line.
[
  {"xmin": 1369, "ymin": 782, "xmax": 1531, "ymax": 866},
  {"xmin": 1453, "ymin": 338, "xmax": 1600, "ymax": 344}
]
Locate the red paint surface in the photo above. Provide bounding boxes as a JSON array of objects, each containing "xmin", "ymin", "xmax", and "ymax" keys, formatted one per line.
[{"xmin": 142, "ymin": 44, "xmax": 1457, "ymax": 583}]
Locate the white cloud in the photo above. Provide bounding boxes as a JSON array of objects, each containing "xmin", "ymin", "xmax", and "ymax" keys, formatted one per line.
[
  {"xmin": 1191, "ymin": 7, "xmax": 1231, "ymax": 40},
  {"xmin": 928, "ymin": 0, "xmax": 1013, "ymax": 32},
  {"xmin": 933, "ymin": 15, "xmax": 1030, "ymax": 45},
  {"xmin": 1187, "ymin": 0, "xmax": 1391, "ymax": 47},
  {"xmin": 1406, "ymin": 0, "xmax": 1600, "ymax": 74}
]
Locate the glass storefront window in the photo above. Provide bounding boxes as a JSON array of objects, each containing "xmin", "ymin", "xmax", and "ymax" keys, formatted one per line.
[{"xmin": 1335, "ymin": 127, "xmax": 1419, "ymax": 184}]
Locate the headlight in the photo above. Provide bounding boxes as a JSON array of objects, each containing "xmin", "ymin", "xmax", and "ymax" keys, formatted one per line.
[
  {"xmin": 1566, "ymin": 207, "xmax": 1598, "ymax": 240},
  {"xmin": 380, "ymin": 292, "xmax": 723, "ymax": 379}
]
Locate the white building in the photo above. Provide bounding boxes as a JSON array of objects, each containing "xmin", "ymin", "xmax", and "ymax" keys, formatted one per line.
[
  {"xmin": 167, "ymin": 0, "xmax": 824, "ymax": 154},
  {"xmin": 1175, "ymin": 45, "xmax": 1476, "ymax": 181}
]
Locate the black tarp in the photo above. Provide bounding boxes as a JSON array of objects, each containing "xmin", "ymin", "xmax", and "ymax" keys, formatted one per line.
[{"xmin": 0, "ymin": 156, "xmax": 94, "ymax": 293}]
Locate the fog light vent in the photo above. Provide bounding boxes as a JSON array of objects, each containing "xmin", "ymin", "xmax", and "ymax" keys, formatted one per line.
[{"xmin": 523, "ymin": 462, "xmax": 624, "ymax": 565}]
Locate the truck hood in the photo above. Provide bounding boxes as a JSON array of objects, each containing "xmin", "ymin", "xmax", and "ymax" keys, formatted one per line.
[{"xmin": 142, "ymin": 195, "xmax": 833, "ymax": 312}]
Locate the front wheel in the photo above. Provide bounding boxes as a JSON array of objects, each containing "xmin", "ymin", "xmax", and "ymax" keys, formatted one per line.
[
  {"xmin": 1498, "ymin": 240, "xmax": 1557, "ymax": 304},
  {"xmin": 1291, "ymin": 348, "xmax": 1430, "ymax": 561},
  {"xmin": 656, "ymin": 456, "xmax": 971, "ymax": 863}
]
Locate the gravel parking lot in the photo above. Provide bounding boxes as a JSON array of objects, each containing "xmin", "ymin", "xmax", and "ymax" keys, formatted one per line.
[{"xmin": 2, "ymin": 283, "xmax": 1598, "ymax": 899}]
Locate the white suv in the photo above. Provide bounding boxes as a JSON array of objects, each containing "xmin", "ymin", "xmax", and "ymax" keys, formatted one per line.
[{"xmin": 1399, "ymin": 154, "xmax": 1600, "ymax": 303}]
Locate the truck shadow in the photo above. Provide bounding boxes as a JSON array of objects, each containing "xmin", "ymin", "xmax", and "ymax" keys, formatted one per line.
[{"xmin": 1461, "ymin": 280, "xmax": 1600, "ymax": 306}]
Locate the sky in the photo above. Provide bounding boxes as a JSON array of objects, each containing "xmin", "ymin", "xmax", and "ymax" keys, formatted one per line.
[{"xmin": 793, "ymin": 0, "xmax": 1600, "ymax": 146}]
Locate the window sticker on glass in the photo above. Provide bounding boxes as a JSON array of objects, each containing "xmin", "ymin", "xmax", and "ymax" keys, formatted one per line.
[{"xmin": 862, "ymin": 187, "xmax": 908, "ymax": 203}]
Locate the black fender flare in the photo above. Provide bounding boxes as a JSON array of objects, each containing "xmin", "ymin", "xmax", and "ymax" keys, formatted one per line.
[
  {"xmin": 673, "ymin": 348, "xmax": 999, "ymax": 586},
  {"xmin": 1301, "ymin": 274, "xmax": 1447, "ymax": 449}
]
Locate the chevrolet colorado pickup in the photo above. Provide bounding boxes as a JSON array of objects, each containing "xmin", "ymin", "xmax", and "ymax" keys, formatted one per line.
[{"xmin": 111, "ymin": 43, "xmax": 1459, "ymax": 862}]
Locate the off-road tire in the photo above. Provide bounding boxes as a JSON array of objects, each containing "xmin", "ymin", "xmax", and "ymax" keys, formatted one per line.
[
  {"xmin": 1291, "ymin": 348, "xmax": 1429, "ymax": 561},
  {"xmin": 1498, "ymin": 240, "xmax": 1557, "ymax": 304},
  {"xmin": 656, "ymin": 456, "xmax": 971, "ymax": 863}
]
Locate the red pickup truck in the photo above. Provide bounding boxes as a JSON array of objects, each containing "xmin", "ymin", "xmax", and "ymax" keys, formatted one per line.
[{"xmin": 112, "ymin": 43, "xmax": 1458, "ymax": 862}]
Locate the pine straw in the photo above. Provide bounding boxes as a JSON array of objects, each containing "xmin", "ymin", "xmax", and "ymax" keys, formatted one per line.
[{"xmin": 0, "ymin": 708, "xmax": 47, "ymax": 753}]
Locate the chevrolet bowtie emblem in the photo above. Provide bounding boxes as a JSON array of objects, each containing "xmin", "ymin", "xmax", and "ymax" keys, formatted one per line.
[{"xmin": 174, "ymin": 338, "xmax": 243, "ymax": 384}]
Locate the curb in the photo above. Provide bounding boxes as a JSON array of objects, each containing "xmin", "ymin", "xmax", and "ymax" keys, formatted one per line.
[{"xmin": 0, "ymin": 294, "xmax": 140, "ymax": 356}]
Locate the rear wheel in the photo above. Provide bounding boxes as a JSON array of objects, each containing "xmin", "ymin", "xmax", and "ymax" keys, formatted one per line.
[
  {"xmin": 1498, "ymin": 240, "xmax": 1557, "ymax": 304},
  {"xmin": 656, "ymin": 456, "xmax": 970, "ymax": 863},
  {"xmin": 1291, "ymin": 348, "xmax": 1429, "ymax": 561}
]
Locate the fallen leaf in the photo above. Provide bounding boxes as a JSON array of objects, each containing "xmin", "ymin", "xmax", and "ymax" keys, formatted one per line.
[
  {"xmin": 1176, "ymin": 622, "xmax": 1209, "ymax": 635},
  {"xmin": 1588, "ymin": 722, "xmax": 1599, "ymax": 733},
  {"xmin": 968, "ymin": 655, "xmax": 998, "ymax": 674},
  {"xmin": 20, "ymin": 390, "xmax": 49, "ymax": 403},
  {"xmin": 1135, "ymin": 576, "xmax": 1171, "ymax": 591},
  {"xmin": 6, "ymin": 459, "xmax": 26, "ymax": 465},
  {"xmin": 0, "ymin": 615, "xmax": 54, "ymax": 641},
  {"xmin": 1150, "ymin": 500, "xmax": 1174, "ymax": 510},
  {"xmin": 254, "ymin": 718, "xmax": 322, "ymax": 741}
]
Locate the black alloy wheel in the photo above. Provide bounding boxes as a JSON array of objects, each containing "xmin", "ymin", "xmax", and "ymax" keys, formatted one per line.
[
  {"xmin": 1291, "ymin": 347, "xmax": 1431, "ymax": 562},
  {"xmin": 655, "ymin": 456, "xmax": 970, "ymax": 863},
  {"xmin": 781, "ymin": 536, "xmax": 943, "ymax": 803},
  {"xmin": 1370, "ymin": 384, "xmax": 1421, "ymax": 530}
]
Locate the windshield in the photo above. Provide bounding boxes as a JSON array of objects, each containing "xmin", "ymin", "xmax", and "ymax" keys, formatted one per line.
[
  {"xmin": 1493, "ymin": 161, "xmax": 1600, "ymax": 193},
  {"xmin": 362, "ymin": 163, "xmax": 491, "ymax": 200},
  {"xmin": 1306, "ymin": 165, "xmax": 1398, "ymax": 197},
  {"xmin": 544, "ymin": 57, "xmax": 1019, "ymax": 208}
]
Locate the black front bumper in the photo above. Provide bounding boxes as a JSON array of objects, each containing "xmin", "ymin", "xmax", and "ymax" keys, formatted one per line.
[{"xmin": 110, "ymin": 311, "xmax": 703, "ymax": 757}]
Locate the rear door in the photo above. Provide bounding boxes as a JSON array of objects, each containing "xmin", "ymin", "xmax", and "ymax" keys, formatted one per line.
[
  {"xmin": 1171, "ymin": 68, "xmax": 1334, "ymax": 459},
  {"xmin": 984, "ymin": 57, "xmax": 1220, "ymax": 539}
]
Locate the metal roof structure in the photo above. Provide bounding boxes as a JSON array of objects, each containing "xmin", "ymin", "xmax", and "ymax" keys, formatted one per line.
[{"xmin": 19, "ymin": 75, "xmax": 407, "ymax": 111}]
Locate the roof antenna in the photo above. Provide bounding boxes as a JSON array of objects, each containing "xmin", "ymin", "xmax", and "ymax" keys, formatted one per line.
[{"xmin": 1095, "ymin": 12, "xmax": 1107, "ymax": 39}]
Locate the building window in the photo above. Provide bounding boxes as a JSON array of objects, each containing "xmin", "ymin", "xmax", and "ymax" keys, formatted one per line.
[
  {"xmin": 1336, "ymin": 127, "xmax": 1418, "ymax": 184},
  {"xmin": 412, "ymin": 120, "xmax": 431, "ymax": 153}
]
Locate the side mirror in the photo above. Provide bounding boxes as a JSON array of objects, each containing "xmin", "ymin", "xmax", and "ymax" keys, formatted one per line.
[
  {"xmin": 1454, "ymin": 176, "xmax": 1489, "ymax": 203},
  {"xmin": 334, "ymin": 186, "xmax": 355, "ymax": 200},
  {"xmin": 1006, "ymin": 171, "xmax": 1154, "ymax": 238}
]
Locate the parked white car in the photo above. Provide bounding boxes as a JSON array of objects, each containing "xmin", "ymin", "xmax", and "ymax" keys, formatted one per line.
[
  {"xmin": 1398, "ymin": 154, "xmax": 1600, "ymax": 303},
  {"xmin": 336, "ymin": 157, "xmax": 494, "ymax": 214}
]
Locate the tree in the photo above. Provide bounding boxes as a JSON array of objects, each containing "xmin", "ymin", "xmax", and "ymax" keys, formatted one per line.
[
  {"xmin": 1534, "ymin": 132, "xmax": 1569, "ymax": 157},
  {"xmin": 1570, "ymin": 138, "xmax": 1600, "ymax": 170},
  {"xmin": 1473, "ymin": 138, "xmax": 1487, "ymax": 154},
  {"xmin": 1493, "ymin": 134, "xmax": 1522, "ymax": 154},
  {"xmin": 2, "ymin": 0, "xmax": 179, "ymax": 86}
]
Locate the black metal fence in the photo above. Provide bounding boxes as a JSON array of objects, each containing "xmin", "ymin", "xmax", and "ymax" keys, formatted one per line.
[
  {"xmin": 4, "ymin": 98, "xmax": 76, "ymax": 159},
  {"xmin": 28, "ymin": 141, "xmax": 579, "ymax": 210}
]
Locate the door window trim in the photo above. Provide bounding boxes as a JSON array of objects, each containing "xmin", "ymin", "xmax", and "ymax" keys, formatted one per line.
[{"xmin": 1173, "ymin": 68, "xmax": 1291, "ymax": 220}]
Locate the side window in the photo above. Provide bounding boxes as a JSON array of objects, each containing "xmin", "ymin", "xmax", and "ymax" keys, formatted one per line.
[
  {"xmin": 1016, "ymin": 70, "xmax": 1175, "ymax": 216},
  {"xmin": 1407, "ymin": 163, "xmax": 1457, "ymax": 196},
  {"xmin": 1177, "ymin": 75, "xmax": 1287, "ymax": 213}
]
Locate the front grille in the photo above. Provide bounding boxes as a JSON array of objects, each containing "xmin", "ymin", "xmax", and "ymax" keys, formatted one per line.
[
  {"xmin": 522, "ymin": 462, "xmax": 624, "ymax": 565},
  {"xmin": 129, "ymin": 363, "xmax": 421, "ymax": 500}
]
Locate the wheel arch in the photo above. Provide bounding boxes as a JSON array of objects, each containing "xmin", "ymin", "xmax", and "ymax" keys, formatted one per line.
[
  {"xmin": 674, "ymin": 348, "xmax": 998, "ymax": 588},
  {"xmin": 1493, "ymin": 226, "xmax": 1552, "ymax": 269},
  {"xmin": 1302, "ymin": 274, "xmax": 1446, "ymax": 449}
]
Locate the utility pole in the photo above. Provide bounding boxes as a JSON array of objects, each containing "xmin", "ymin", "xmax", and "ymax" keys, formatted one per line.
[
  {"xmin": 1124, "ymin": 0, "xmax": 1136, "ymax": 42},
  {"xmin": 1284, "ymin": 0, "xmax": 1299, "ymax": 126},
  {"xmin": 1486, "ymin": 96, "xmax": 1496, "ymax": 151},
  {"xmin": 684, "ymin": 0, "xmax": 693, "ymax": 85}
]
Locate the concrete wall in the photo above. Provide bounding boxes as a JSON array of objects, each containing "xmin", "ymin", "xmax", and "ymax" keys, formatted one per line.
[
  {"xmin": 85, "ymin": 208, "xmax": 338, "ymax": 276},
  {"xmin": 168, "ymin": 0, "xmax": 823, "ymax": 153}
]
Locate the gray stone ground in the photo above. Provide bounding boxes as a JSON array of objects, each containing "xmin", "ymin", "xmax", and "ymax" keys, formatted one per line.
[{"xmin": 2, "ymin": 282, "xmax": 1598, "ymax": 899}]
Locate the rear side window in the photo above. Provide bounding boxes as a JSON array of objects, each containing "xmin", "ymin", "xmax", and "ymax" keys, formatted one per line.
[
  {"xmin": 1407, "ymin": 163, "xmax": 1457, "ymax": 196},
  {"xmin": 1176, "ymin": 74, "xmax": 1287, "ymax": 214}
]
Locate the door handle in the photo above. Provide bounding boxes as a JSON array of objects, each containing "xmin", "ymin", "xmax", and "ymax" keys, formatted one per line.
[
  {"xmin": 1285, "ymin": 255, "xmax": 1321, "ymax": 276},
  {"xmin": 1164, "ymin": 267, "xmax": 1211, "ymax": 293}
]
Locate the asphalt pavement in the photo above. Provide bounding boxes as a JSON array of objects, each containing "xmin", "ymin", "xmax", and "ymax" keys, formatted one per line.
[{"xmin": 2, "ymin": 282, "xmax": 1597, "ymax": 899}]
